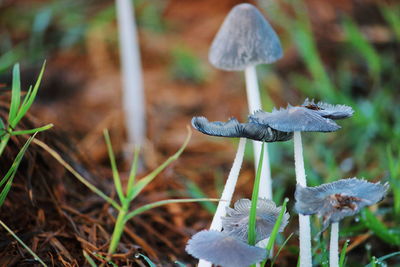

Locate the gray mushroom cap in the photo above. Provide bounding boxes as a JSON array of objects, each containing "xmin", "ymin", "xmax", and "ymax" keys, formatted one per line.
[
  {"xmin": 249, "ymin": 106, "xmax": 341, "ymax": 132},
  {"xmin": 209, "ymin": 3, "xmax": 283, "ymax": 71},
  {"xmin": 222, "ymin": 198, "xmax": 289, "ymax": 243},
  {"xmin": 302, "ymin": 98, "xmax": 354, "ymax": 120},
  {"xmin": 191, "ymin": 116, "xmax": 293, "ymax": 142},
  {"xmin": 295, "ymin": 178, "xmax": 388, "ymax": 231},
  {"xmin": 185, "ymin": 230, "xmax": 267, "ymax": 267}
]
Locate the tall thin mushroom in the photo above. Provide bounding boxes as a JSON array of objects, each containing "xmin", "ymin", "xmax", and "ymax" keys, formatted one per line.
[
  {"xmin": 209, "ymin": 3, "xmax": 283, "ymax": 202},
  {"xmin": 250, "ymin": 101, "xmax": 354, "ymax": 267},
  {"xmin": 192, "ymin": 116, "xmax": 292, "ymax": 267},
  {"xmin": 116, "ymin": 0, "xmax": 146, "ymax": 146}
]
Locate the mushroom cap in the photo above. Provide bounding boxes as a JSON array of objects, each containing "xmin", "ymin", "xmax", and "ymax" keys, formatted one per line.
[
  {"xmin": 209, "ymin": 3, "xmax": 283, "ymax": 71},
  {"xmin": 191, "ymin": 116, "xmax": 293, "ymax": 142},
  {"xmin": 185, "ymin": 230, "xmax": 266, "ymax": 267},
  {"xmin": 295, "ymin": 178, "xmax": 388, "ymax": 230},
  {"xmin": 249, "ymin": 106, "xmax": 340, "ymax": 132},
  {"xmin": 302, "ymin": 98, "xmax": 354, "ymax": 120},
  {"xmin": 222, "ymin": 198, "xmax": 289, "ymax": 243}
]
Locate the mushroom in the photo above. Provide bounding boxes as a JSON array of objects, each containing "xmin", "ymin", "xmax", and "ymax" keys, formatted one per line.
[
  {"xmin": 295, "ymin": 178, "xmax": 388, "ymax": 267},
  {"xmin": 222, "ymin": 198, "xmax": 289, "ymax": 243},
  {"xmin": 209, "ymin": 3, "xmax": 283, "ymax": 203},
  {"xmin": 116, "ymin": 0, "xmax": 146, "ymax": 146},
  {"xmin": 191, "ymin": 116, "xmax": 291, "ymax": 244},
  {"xmin": 249, "ymin": 101, "xmax": 354, "ymax": 267},
  {"xmin": 186, "ymin": 230, "xmax": 266, "ymax": 267},
  {"xmin": 186, "ymin": 198, "xmax": 289, "ymax": 267}
]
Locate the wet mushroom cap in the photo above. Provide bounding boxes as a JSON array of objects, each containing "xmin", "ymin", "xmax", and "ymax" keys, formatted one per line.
[
  {"xmin": 295, "ymin": 178, "xmax": 388, "ymax": 230},
  {"xmin": 302, "ymin": 98, "xmax": 354, "ymax": 120},
  {"xmin": 192, "ymin": 116, "xmax": 293, "ymax": 142},
  {"xmin": 185, "ymin": 230, "xmax": 267, "ymax": 267},
  {"xmin": 249, "ymin": 106, "xmax": 341, "ymax": 132},
  {"xmin": 222, "ymin": 198, "xmax": 289, "ymax": 243},
  {"xmin": 209, "ymin": 3, "xmax": 282, "ymax": 71}
]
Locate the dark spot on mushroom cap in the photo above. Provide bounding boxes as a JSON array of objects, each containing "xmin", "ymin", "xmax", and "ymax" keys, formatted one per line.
[{"xmin": 209, "ymin": 3, "xmax": 282, "ymax": 71}]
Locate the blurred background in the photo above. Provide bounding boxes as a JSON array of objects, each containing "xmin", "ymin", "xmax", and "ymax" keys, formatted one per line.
[{"xmin": 0, "ymin": 0, "xmax": 399, "ymax": 266}]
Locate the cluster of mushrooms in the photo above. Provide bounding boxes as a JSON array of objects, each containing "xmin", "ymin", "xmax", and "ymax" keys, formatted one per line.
[{"xmin": 185, "ymin": 4, "xmax": 388, "ymax": 267}]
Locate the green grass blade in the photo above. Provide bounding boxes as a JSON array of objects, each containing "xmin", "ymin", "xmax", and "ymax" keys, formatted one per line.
[
  {"xmin": 9, "ymin": 63, "xmax": 21, "ymax": 122},
  {"xmin": 339, "ymin": 239, "xmax": 350, "ymax": 267},
  {"xmin": 0, "ymin": 219, "xmax": 47, "ymax": 266},
  {"xmin": 381, "ymin": 5, "xmax": 400, "ymax": 40},
  {"xmin": 174, "ymin": 261, "xmax": 187, "ymax": 267},
  {"xmin": 135, "ymin": 253, "xmax": 156, "ymax": 267},
  {"xmin": 82, "ymin": 251, "xmax": 98, "ymax": 267},
  {"xmin": 342, "ymin": 17, "xmax": 381, "ymax": 80},
  {"xmin": 270, "ymin": 232, "xmax": 294, "ymax": 267},
  {"xmin": 126, "ymin": 146, "xmax": 140, "ymax": 196},
  {"xmin": 0, "ymin": 133, "xmax": 37, "ymax": 206},
  {"xmin": 10, "ymin": 123, "xmax": 54, "ymax": 136},
  {"xmin": 266, "ymin": 198, "xmax": 289, "ymax": 251},
  {"xmin": 185, "ymin": 180, "xmax": 217, "ymax": 213},
  {"xmin": 386, "ymin": 146, "xmax": 400, "ymax": 215},
  {"xmin": 364, "ymin": 252, "xmax": 400, "ymax": 267},
  {"xmin": 12, "ymin": 61, "xmax": 46, "ymax": 127},
  {"xmin": 0, "ymin": 118, "xmax": 5, "ymax": 132},
  {"xmin": 248, "ymin": 142, "xmax": 265, "ymax": 246},
  {"xmin": 127, "ymin": 128, "xmax": 191, "ymax": 201},
  {"xmin": 361, "ymin": 209, "xmax": 400, "ymax": 245},
  {"xmin": 33, "ymin": 139, "xmax": 121, "ymax": 210},
  {"xmin": 103, "ymin": 129, "xmax": 124, "ymax": 203},
  {"xmin": 125, "ymin": 198, "xmax": 219, "ymax": 222}
]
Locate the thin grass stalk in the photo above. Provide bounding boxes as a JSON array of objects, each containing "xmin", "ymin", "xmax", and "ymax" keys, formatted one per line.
[
  {"xmin": 33, "ymin": 139, "xmax": 121, "ymax": 210},
  {"xmin": 293, "ymin": 131, "xmax": 312, "ymax": 267},
  {"xmin": 330, "ymin": 222, "xmax": 339, "ymax": 267},
  {"xmin": 0, "ymin": 219, "xmax": 47, "ymax": 267}
]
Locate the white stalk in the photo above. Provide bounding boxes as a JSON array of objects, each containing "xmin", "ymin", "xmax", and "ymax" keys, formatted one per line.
[
  {"xmin": 198, "ymin": 138, "xmax": 247, "ymax": 267},
  {"xmin": 245, "ymin": 66, "xmax": 273, "ymax": 257},
  {"xmin": 294, "ymin": 131, "xmax": 312, "ymax": 267},
  {"xmin": 330, "ymin": 222, "xmax": 339, "ymax": 267},
  {"xmin": 116, "ymin": 0, "xmax": 146, "ymax": 146},
  {"xmin": 244, "ymin": 66, "xmax": 272, "ymax": 200}
]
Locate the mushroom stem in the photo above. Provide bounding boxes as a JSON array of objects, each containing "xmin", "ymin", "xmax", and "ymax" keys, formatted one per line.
[
  {"xmin": 293, "ymin": 131, "xmax": 312, "ymax": 267},
  {"xmin": 330, "ymin": 222, "xmax": 339, "ymax": 267},
  {"xmin": 116, "ymin": 0, "xmax": 146, "ymax": 146},
  {"xmin": 198, "ymin": 138, "xmax": 247, "ymax": 267},
  {"xmin": 244, "ymin": 66, "xmax": 272, "ymax": 200}
]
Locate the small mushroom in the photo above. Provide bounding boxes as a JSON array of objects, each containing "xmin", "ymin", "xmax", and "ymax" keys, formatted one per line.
[
  {"xmin": 249, "ymin": 101, "xmax": 354, "ymax": 267},
  {"xmin": 295, "ymin": 178, "xmax": 388, "ymax": 230},
  {"xmin": 191, "ymin": 115, "xmax": 292, "ymax": 250},
  {"xmin": 222, "ymin": 198, "xmax": 289, "ymax": 243},
  {"xmin": 208, "ymin": 3, "xmax": 284, "ymax": 205},
  {"xmin": 209, "ymin": 3, "xmax": 282, "ymax": 71},
  {"xmin": 192, "ymin": 116, "xmax": 293, "ymax": 142},
  {"xmin": 295, "ymin": 178, "xmax": 388, "ymax": 267},
  {"xmin": 186, "ymin": 230, "xmax": 267, "ymax": 267}
]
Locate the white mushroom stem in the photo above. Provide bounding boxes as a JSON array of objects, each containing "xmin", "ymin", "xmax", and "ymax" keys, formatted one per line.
[
  {"xmin": 330, "ymin": 222, "xmax": 339, "ymax": 267},
  {"xmin": 244, "ymin": 66, "xmax": 272, "ymax": 200},
  {"xmin": 245, "ymin": 66, "xmax": 273, "ymax": 258},
  {"xmin": 294, "ymin": 131, "xmax": 312, "ymax": 267},
  {"xmin": 116, "ymin": 0, "xmax": 146, "ymax": 146},
  {"xmin": 198, "ymin": 138, "xmax": 247, "ymax": 267}
]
